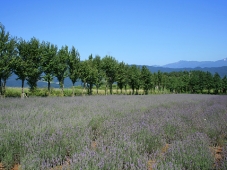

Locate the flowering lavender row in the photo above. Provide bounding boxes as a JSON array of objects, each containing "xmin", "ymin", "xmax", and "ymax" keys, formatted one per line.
[{"xmin": 0, "ymin": 94, "xmax": 227, "ymax": 169}]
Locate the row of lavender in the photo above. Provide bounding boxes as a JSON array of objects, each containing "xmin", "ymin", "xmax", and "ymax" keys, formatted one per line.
[{"xmin": 0, "ymin": 94, "xmax": 227, "ymax": 169}]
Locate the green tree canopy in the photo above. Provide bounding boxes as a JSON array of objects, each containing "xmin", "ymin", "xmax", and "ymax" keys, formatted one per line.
[
  {"xmin": 166, "ymin": 73, "xmax": 179, "ymax": 93},
  {"xmin": 93, "ymin": 55, "xmax": 104, "ymax": 94},
  {"xmin": 0, "ymin": 23, "xmax": 17, "ymax": 97},
  {"xmin": 189, "ymin": 71, "xmax": 200, "ymax": 93},
  {"xmin": 79, "ymin": 54, "xmax": 98, "ymax": 95},
  {"xmin": 204, "ymin": 71, "xmax": 213, "ymax": 94},
  {"xmin": 101, "ymin": 56, "xmax": 118, "ymax": 95},
  {"xmin": 222, "ymin": 75, "xmax": 227, "ymax": 93},
  {"xmin": 213, "ymin": 72, "xmax": 221, "ymax": 94},
  {"xmin": 15, "ymin": 38, "xmax": 42, "ymax": 92},
  {"xmin": 41, "ymin": 41, "xmax": 58, "ymax": 94},
  {"xmin": 140, "ymin": 66, "xmax": 152, "ymax": 94},
  {"xmin": 116, "ymin": 61, "xmax": 128, "ymax": 94},
  {"xmin": 14, "ymin": 39, "xmax": 28, "ymax": 97},
  {"xmin": 68, "ymin": 46, "xmax": 80, "ymax": 96},
  {"xmin": 25, "ymin": 37, "xmax": 42, "ymax": 91},
  {"xmin": 53, "ymin": 45, "xmax": 69, "ymax": 96},
  {"xmin": 128, "ymin": 65, "xmax": 141, "ymax": 95}
]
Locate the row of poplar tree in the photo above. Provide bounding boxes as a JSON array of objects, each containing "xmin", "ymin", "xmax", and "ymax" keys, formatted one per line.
[{"xmin": 1, "ymin": 23, "xmax": 227, "ymax": 97}]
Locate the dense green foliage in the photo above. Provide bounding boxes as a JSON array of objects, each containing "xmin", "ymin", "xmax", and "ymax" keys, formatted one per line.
[
  {"xmin": 68, "ymin": 46, "xmax": 80, "ymax": 96},
  {"xmin": 93, "ymin": 55, "xmax": 105, "ymax": 94},
  {"xmin": 0, "ymin": 23, "xmax": 17, "ymax": 97},
  {"xmin": 116, "ymin": 61, "xmax": 128, "ymax": 94},
  {"xmin": 53, "ymin": 45, "xmax": 69, "ymax": 96},
  {"xmin": 140, "ymin": 66, "xmax": 152, "ymax": 94},
  {"xmin": 101, "ymin": 56, "xmax": 118, "ymax": 95},
  {"xmin": 41, "ymin": 41, "xmax": 58, "ymax": 94},
  {"xmin": 79, "ymin": 55, "xmax": 98, "ymax": 95},
  {"xmin": 1, "ymin": 22, "xmax": 227, "ymax": 97},
  {"xmin": 128, "ymin": 65, "xmax": 141, "ymax": 95}
]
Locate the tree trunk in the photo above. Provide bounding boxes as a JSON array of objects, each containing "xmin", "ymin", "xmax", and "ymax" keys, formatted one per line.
[
  {"xmin": 61, "ymin": 87, "xmax": 64, "ymax": 96},
  {"xmin": 89, "ymin": 84, "xmax": 92, "ymax": 95},
  {"xmin": 110, "ymin": 83, "xmax": 112, "ymax": 95},
  {"xmin": 0, "ymin": 77, "xmax": 6, "ymax": 98},
  {"xmin": 223, "ymin": 88, "xmax": 226, "ymax": 94},
  {"xmin": 96, "ymin": 87, "xmax": 99, "ymax": 94},
  {"xmin": 105, "ymin": 83, "xmax": 108, "ymax": 95},
  {"xmin": 82, "ymin": 82, "xmax": 86, "ymax": 96},
  {"xmin": 21, "ymin": 80, "xmax": 25, "ymax": 98},
  {"xmin": 136, "ymin": 88, "xmax": 139, "ymax": 95},
  {"xmin": 72, "ymin": 83, "xmax": 75, "ymax": 97},
  {"xmin": 208, "ymin": 88, "xmax": 210, "ymax": 94},
  {"xmin": 124, "ymin": 85, "xmax": 127, "ymax": 95},
  {"xmin": 48, "ymin": 81, "xmax": 51, "ymax": 96},
  {"xmin": 0, "ymin": 77, "xmax": 2, "ymax": 98},
  {"xmin": 60, "ymin": 80, "xmax": 64, "ymax": 96},
  {"xmin": 2, "ymin": 79, "xmax": 6, "ymax": 98}
]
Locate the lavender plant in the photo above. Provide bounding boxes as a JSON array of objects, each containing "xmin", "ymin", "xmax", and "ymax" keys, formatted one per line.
[
  {"xmin": 156, "ymin": 133, "xmax": 214, "ymax": 170},
  {"xmin": 0, "ymin": 94, "xmax": 227, "ymax": 169}
]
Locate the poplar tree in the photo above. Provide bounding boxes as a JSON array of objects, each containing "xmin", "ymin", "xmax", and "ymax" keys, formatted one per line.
[
  {"xmin": 41, "ymin": 41, "xmax": 58, "ymax": 95},
  {"xmin": 128, "ymin": 65, "xmax": 141, "ymax": 95},
  {"xmin": 26, "ymin": 37, "xmax": 42, "ymax": 92},
  {"xmin": 101, "ymin": 56, "xmax": 118, "ymax": 95},
  {"xmin": 140, "ymin": 66, "xmax": 152, "ymax": 95},
  {"xmin": 53, "ymin": 45, "xmax": 69, "ymax": 96},
  {"xmin": 205, "ymin": 71, "xmax": 213, "ymax": 94},
  {"xmin": 14, "ymin": 39, "xmax": 30, "ymax": 97},
  {"xmin": 189, "ymin": 71, "xmax": 200, "ymax": 93},
  {"xmin": 0, "ymin": 23, "xmax": 17, "ymax": 97},
  {"xmin": 116, "ymin": 61, "xmax": 128, "ymax": 94},
  {"xmin": 213, "ymin": 72, "xmax": 221, "ymax": 94},
  {"xmin": 68, "ymin": 46, "xmax": 80, "ymax": 96},
  {"xmin": 222, "ymin": 75, "xmax": 227, "ymax": 93},
  {"xmin": 93, "ymin": 55, "xmax": 104, "ymax": 94},
  {"xmin": 79, "ymin": 55, "xmax": 97, "ymax": 95}
]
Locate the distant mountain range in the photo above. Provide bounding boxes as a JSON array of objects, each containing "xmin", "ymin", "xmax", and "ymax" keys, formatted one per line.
[
  {"xmin": 143, "ymin": 66, "xmax": 227, "ymax": 78},
  {"xmin": 5, "ymin": 58, "xmax": 227, "ymax": 88},
  {"xmin": 162, "ymin": 58, "xmax": 227, "ymax": 68}
]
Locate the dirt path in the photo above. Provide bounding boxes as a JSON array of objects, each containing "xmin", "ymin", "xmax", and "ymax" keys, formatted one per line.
[
  {"xmin": 210, "ymin": 146, "xmax": 223, "ymax": 168},
  {"xmin": 0, "ymin": 163, "xmax": 4, "ymax": 170},
  {"xmin": 0, "ymin": 163, "xmax": 21, "ymax": 170},
  {"xmin": 148, "ymin": 144, "xmax": 171, "ymax": 170}
]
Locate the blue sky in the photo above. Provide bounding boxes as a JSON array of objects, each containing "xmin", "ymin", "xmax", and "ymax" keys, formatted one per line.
[{"xmin": 1, "ymin": 0, "xmax": 227, "ymax": 66}]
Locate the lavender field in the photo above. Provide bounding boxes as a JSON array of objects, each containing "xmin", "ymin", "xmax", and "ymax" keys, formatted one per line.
[{"xmin": 0, "ymin": 94, "xmax": 227, "ymax": 170}]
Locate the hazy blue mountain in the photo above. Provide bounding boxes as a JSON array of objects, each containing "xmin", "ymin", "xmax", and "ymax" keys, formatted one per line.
[
  {"xmin": 143, "ymin": 66, "xmax": 227, "ymax": 78},
  {"xmin": 162, "ymin": 58, "xmax": 227, "ymax": 68}
]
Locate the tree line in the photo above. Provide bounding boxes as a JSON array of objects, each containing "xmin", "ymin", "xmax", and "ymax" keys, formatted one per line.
[{"xmin": 1, "ymin": 23, "xmax": 227, "ymax": 97}]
